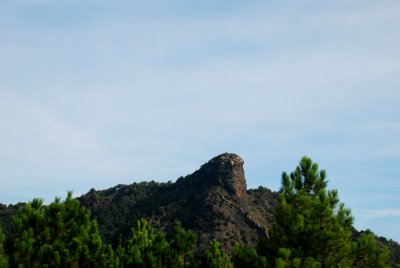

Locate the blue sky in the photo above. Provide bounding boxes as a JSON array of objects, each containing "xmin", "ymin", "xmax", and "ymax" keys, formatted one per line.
[{"xmin": 0, "ymin": 0, "xmax": 399, "ymax": 241}]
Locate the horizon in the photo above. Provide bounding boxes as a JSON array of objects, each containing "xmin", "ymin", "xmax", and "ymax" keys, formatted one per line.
[{"xmin": 0, "ymin": 0, "xmax": 399, "ymax": 242}]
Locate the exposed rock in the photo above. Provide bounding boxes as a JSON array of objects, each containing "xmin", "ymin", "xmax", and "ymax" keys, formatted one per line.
[
  {"xmin": 1, "ymin": 153, "xmax": 399, "ymax": 264},
  {"xmin": 75, "ymin": 153, "xmax": 275, "ymax": 254},
  {"xmin": 196, "ymin": 153, "xmax": 247, "ymax": 199}
]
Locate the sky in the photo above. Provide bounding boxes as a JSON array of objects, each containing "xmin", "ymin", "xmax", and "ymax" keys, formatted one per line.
[{"xmin": 0, "ymin": 0, "xmax": 399, "ymax": 241}]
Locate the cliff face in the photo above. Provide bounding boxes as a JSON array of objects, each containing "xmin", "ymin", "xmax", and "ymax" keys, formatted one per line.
[
  {"xmin": 78, "ymin": 153, "xmax": 276, "ymax": 253},
  {"xmin": 197, "ymin": 153, "xmax": 247, "ymax": 199}
]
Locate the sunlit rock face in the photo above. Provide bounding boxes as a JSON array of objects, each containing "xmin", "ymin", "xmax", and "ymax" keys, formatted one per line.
[{"xmin": 198, "ymin": 153, "xmax": 247, "ymax": 199}]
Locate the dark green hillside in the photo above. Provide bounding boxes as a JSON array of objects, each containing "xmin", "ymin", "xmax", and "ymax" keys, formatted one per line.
[
  {"xmin": 0, "ymin": 153, "xmax": 399, "ymax": 267},
  {"xmin": 366, "ymin": 232, "xmax": 400, "ymax": 267},
  {"xmin": 78, "ymin": 153, "xmax": 277, "ymax": 253},
  {"xmin": 0, "ymin": 203, "xmax": 24, "ymax": 236}
]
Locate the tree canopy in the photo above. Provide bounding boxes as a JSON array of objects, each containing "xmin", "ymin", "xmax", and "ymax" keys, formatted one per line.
[
  {"xmin": 0, "ymin": 156, "xmax": 395, "ymax": 267},
  {"xmin": 261, "ymin": 156, "xmax": 390, "ymax": 267},
  {"xmin": 9, "ymin": 192, "xmax": 112, "ymax": 267}
]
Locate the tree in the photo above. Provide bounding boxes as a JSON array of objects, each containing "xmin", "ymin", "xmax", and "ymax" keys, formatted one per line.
[
  {"xmin": 201, "ymin": 240, "xmax": 232, "ymax": 268},
  {"xmin": 0, "ymin": 227, "xmax": 8, "ymax": 268},
  {"xmin": 352, "ymin": 230, "xmax": 390, "ymax": 267},
  {"xmin": 116, "ymin": 218, "xmax": 168, "ymax": 267},
  {"xmin": 10, "ymin": 192, "xmax": 111, "ymax": 267},
  {"xmin": 116, "ymin": 219, "xmax": 197, "ymax": 268},
  {"xmin": 168, "ymin": 221, "xmax": 197, "ymax": 267},
  {"xmin": 231, "ymin": 243, "xmax": 267, "ymax": 268},
  {"xmin": 267, "ymin": 156, "xmax": 354, "ymax": 266},
  {"xmin": 263, "ymin": 156, "xmax": 391, "ymax": 267}
]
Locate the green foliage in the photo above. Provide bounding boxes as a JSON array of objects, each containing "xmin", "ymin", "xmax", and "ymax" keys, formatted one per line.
[
  {"xmin": 0, "ymin": 203, "xmax": 21, "ymax": 239},
  {"xmin": 10, "ymin": 192, "xmax": 109, "ymax": 267},
  {"xmin": 0, "ymin": 156, "xmax": 397, "ymax": 267},
  {"xmin": 201, "ymin": 240, "xmax": 232, "ymax": 268},
  {"xmin": 352, "ymin": 230, "xmax": 390, "ymax": 267},
  {"xmin": 116, "ymin": 218, "xmax": 169, "ymax": 267},
  {"xmin": 273, "ymin": 248, "xmax": 321, "ymax": 268},
  {"xmin": 116, "ymin": 219, "xmax": 196, "ymax": 268},
  {"xmin": 264, "ymin": 156, "xmax": 391, "ymax": 267},
  {"xmin": 77, "ymin": 159, "xmax": 277, "ymax": 254},
  {"xmin": 7, "ymin": 194, "xmax": 199, "ymax": 268},
  {"xmin": 273, "ymin": 248, "xmax": 304, "ymax": 268},
  {"xmin": 231, "ymin": 243, "xmax": 267, "ymax": 268},
  {"xmin": 169, "ymin": 221, "xmax": 197, "ymax": 267},
  {"xmin": 267, "ymin": 156, "xmax": 354, "ymax": 266},
  {"xmin": 0, "ymin": 227, "xmax": 8, "ymax": 268},
  {"xmin": 374, "ymin": 236, "xmax": 400, "ymax": 267},
  {"xmin": 80, "ymin": 181, "xmax": 175, "ymax": 246}
]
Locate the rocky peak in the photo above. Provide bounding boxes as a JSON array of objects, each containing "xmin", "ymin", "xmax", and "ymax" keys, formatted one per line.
[{"xmin": 197, "ymin": 153, "xmax": 247, "ymax": 199}]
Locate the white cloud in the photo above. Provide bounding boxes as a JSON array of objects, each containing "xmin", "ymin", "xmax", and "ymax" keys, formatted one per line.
[
  {"xmin": 0, "ymin": 90, "xmax": 98, "ymax": 159},
  {"xmin": 0, "ymin": 0, "xmax": 399, "ymax": 240},
  {"xmin": 358, "ymin": 209, "xmax": 400, "ymax": 219}
]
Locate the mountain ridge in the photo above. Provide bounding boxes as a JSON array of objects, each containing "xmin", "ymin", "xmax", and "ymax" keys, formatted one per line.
[
  {"xmin": 78, "ymin": 153, "xmax": 276, "ymax": 253},
  {"xmin": 1, "ymin": 153, "xmax": 399, "ymax": 265}
]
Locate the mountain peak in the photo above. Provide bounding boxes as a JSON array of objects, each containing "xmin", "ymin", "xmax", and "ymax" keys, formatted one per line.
[
  {"xmin": 210, "ymin": 153, "xmax": 244, "ymax": 166},
  {"xmin": 197, "ymin": 153, "xmax": 247, "ymax": 199}
]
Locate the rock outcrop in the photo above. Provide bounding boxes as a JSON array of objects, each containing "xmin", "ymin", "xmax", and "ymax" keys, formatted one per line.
[
  {"xmin": 77, "ymin": 153, "xmax": 276, "ymax": 253},
  {"xmin": 195, "ymin": 153, "xmax": 247, "ymax": 199}
]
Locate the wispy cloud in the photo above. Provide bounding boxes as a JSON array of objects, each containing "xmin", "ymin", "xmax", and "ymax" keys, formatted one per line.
[
  {"xmin": 358, "ymin": 209, "xmax": 400, "ymax": 219},
  {"xmin": 0, "ymin": 0, "xmax": 399, "ymax": 241}
]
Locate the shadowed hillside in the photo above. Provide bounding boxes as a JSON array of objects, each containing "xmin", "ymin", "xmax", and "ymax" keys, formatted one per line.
[
  {"xmin": 1, "ymin": 153, "xmax": 399, "ymax": 266},
  {"xmin": 78, "ymin": 153, "xmax": 277, "ymax": 253}
]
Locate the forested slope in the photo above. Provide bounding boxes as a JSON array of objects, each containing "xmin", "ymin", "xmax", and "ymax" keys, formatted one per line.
[
  {"xmin": 78, "ymin": 153, "xmax": 276, "ymax": 253},
  {"xmin": 0, "ymin": 153, "xmax": 399, "ymax": 267}
]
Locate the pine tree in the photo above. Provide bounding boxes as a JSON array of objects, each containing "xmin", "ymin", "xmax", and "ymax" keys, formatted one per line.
[
  {"xmin": 264, "ymin": 156, "xmax": 391, "ymax": 267},
  {"xmin": 231, "ymin": 243, "xmax": 267, "ymax": 268},
  {"xmin": 10, "ymin": 192, "xmax": 108, "ymax": 267},
  {"xmin": 351, "ymin": 230, "xmax": 390, "ymax": 267},
  {"xmin": 0, "ymin": 227, "xmax": 8, "ymax": 268},
  {"xmin": 267, "ymin": 156, "xmax": 354, "ymax": 266},
  {"xmin": 116, "ymin": 218, "xmax": 170, "ymax": 267},
  {"xmin": 168, "ymin": 221, "xmax": 197, "ymax": 267},
  {"xmin": 201, "ymin": 240, "xmax": 232, "ymax": 268}
]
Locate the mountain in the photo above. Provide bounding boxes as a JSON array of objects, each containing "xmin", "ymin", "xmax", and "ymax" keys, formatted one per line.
[
  {"xmin": 78, "ymin": 153, "xmax": 277, "ymax": 253},
  {"xmin": 1, "ymin": 152, "xmax": 399, "ymax": 265}
]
